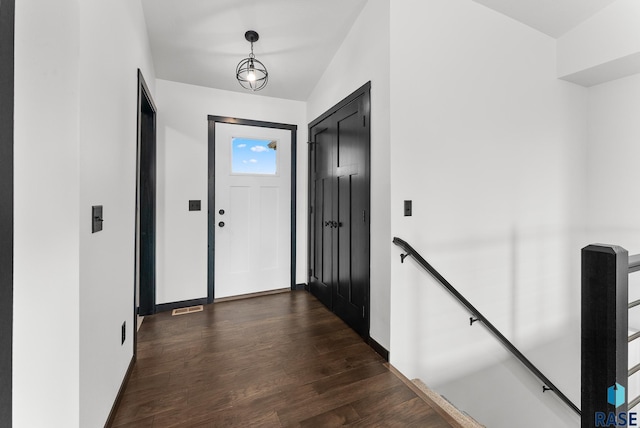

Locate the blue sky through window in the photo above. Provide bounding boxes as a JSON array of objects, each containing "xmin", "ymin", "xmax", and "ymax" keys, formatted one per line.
[{"xmin": 231, "ymin": 137, "xmax": 277, "ymax": 175}]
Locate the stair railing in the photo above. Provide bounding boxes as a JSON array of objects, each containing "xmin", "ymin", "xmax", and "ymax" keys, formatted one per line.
[{"xmin": 393, "ymin": 237, "xmax": 581, "ymax": 417}]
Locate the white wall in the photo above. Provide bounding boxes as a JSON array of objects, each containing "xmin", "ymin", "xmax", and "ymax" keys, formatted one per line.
[
  {"xmin": 586, "ymin": 73, "xmax": 640, "ymax": 253},
  {"xmin": 306, "ymin": 0, "xmax": 391, "ymax": 350},
  {"xmin": 77, "ymin": 1, "xmax": 156, "ymax": 426},
  {"xmin": 583, "ymin": 59, "xmax": 640, "ymax": 416},
  {"xmin": 14, "ymin": 0, "xmax": 81, "ymax": 426},
  {"xmin": 586, "ymin": 72, "xmax": 640, "ymax": 353},
  {"xmin": 558, "ymin": 0, "xmax": 640, "ymax": 86},
  {"xmin": 14, "ymin": 0, "xmax": 156, "ymax": 426},
  {"xmin": 389, "ymin": 1, "xmax": 587, "ymax": 426},
  {"xmin": 155, "ymin": 79, "xmax": 307, "ymax": 304}
]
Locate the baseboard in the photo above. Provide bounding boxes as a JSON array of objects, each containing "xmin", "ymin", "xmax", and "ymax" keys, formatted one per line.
[
  {"xmin": 104, "ymin": 355, "xmax": 135, "ymax": 428},
  {"xmin": 155, "ymin": 298, "xmax": 208, "ymax": 313},
  {"xmin": 214, "ymin": 288, "xmax": 290, "ymax": 303},
  {"xmin": 294, "ymin": 283, "xmax": 307, "ymax": 290},
  {"xmin": 367, "ymin": 337, "xmax": 389, "ymax": 361}
]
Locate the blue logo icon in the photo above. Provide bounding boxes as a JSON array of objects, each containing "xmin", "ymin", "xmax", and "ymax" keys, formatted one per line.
[
  {"xmin": 608, "ymin": 383, "xmax": 626, "ymax": 408},
  {"xmin": 596, "ymin": 384, "xmax": 635, "ymax": 426}
]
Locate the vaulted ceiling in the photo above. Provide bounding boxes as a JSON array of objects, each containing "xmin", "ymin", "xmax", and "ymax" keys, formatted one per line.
[
  {"xmin": 142, "ymin": 0, "xmax": 622, "ymax": 101},
  {"xmin": 141, "ymin": 0, "xmax": 368, "ymax": 101},
  {"xmin": 472, "ymin": 0, "xmax": 618, "ymax": 38}
]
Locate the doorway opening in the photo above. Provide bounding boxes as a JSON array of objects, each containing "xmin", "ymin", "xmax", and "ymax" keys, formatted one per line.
[
  {"xmin": 207, "ymin": 116, "xmax": 298, "ymax": 301},
  {"xmin": 135, "ymin": 70, "xmax": 157, "ymax": 333}
]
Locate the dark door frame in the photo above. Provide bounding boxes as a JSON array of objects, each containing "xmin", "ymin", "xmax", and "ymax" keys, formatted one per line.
[
  {"xmin": 307, "ymin": 81, "xmax": 372, "ymax": 338},
  {"xmin": 0, "ymin": 1, "xmax": 14, "ymax": 426},
  {"xmin": 207, "ymin": 116, "xmax": 298, "ymax": 302},
  {"xmin": 135, "ymin": 70, "xmax": 157, "ymax": 319},
  {"xmin": 104, "ymin": 69, "xmax": 158, "ymax": 428}
]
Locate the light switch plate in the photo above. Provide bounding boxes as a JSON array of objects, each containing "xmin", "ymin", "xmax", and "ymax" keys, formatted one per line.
[
  {"xmin": 404, "ymin": 200, "xmax": 412, "ymax": 217},
  {"xmin": 92, "ymin": 205, "xmax": 103, "ymax": 233}
]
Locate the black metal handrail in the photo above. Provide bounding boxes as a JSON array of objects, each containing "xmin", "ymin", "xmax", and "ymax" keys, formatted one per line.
[{"xmin": 393, "ymin": 237, "xmax": 581, "ymax": 416}]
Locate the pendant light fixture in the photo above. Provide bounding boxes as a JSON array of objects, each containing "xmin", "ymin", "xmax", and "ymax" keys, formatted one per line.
[{"xmin": 236, "ymin": 30, "xmax": 268, "ymax": 91}]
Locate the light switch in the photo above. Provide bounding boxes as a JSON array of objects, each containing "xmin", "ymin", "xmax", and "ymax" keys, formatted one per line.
[
  {"xmin": 92, "ymin": 205, "xmax": 103, "ymax": 233},
  {"xmin": 404, "ymin": 200, "xmax": 412, "ymax": 217}
]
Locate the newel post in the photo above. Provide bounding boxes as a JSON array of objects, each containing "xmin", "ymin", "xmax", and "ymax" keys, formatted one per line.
[{"xmin": 582, "ymin": 244, "xmax": 629, "ymax": 427}]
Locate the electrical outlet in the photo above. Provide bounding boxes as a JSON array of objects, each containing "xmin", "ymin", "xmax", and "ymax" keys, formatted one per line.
[
  {"xmin": 121, "ymin": 321, "xmax": 126, "ymax": 345},
  {"xmin": 189, "ymin": 200, "xmax": 201, "ymax": 211}
]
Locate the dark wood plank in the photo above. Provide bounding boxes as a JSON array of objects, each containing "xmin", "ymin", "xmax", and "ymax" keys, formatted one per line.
[
  {"xmin": 348, "ymin": 397, "xmax": 450, "ymax": 428},
  {"xmin": 110, "ymin": 291, "xmax": 455, "ymax": 427},
  {"xmin": 350, "ymin": 384, "xmax": 418, "ymax": 418},
  {"xmin": 113, "ymin": 415, "xmax": 154, "ymax": 428},
  {"xmin": 299, "ymin": 403, "xmax": 360, "ymax": 427},
  {"xmin": 276, "ymin": 371, "xmax": 404, "ymax": 426}
]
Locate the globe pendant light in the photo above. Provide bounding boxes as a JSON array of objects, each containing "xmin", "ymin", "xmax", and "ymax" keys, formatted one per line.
[{"xmin": 236, "ymin": 30, "xmax": 268, "ymax": 91}]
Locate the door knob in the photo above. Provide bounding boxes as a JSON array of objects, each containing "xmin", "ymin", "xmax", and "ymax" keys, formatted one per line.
[{"xmin": 218, "ymin": 221, "xmax": 225, "ymax": 228}]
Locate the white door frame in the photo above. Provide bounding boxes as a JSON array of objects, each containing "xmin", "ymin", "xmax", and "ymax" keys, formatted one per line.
[{"xmin": 207, "ymin": 116, "xmax": 298, "ymax": 302}]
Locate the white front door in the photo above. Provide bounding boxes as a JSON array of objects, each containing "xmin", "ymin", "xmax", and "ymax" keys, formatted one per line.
[{"xmin": 214, "ymin": 122, "xmax": 291, "ymax": 298}]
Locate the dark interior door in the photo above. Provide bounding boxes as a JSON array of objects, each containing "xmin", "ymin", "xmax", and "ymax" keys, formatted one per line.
[
  {"xmin": 309, "ymin": 123, "xmax": 335, "ymax": 308},
  {"xmin": 333, "ymin": 98, "xmax": 369, "ymax": 335},
  {"xmin": 309, "ymin": 83, "xmax": 370, "ymax": 338}
]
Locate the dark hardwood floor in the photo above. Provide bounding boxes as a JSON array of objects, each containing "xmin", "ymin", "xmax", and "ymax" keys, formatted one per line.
[{"xmin": 111, "ymin": 291, "xmax": 457, "ymax": 427}]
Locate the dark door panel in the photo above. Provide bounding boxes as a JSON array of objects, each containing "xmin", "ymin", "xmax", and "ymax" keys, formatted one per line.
[
  {"xmin": 333, "ymin": 95, "xmax": 368, "ymax": 336},
  {"xmin": 308, "ymin": 82, "xmax": 371, "ymax": 338},
  {"xmin": 309, "ymin": 123, "xmax": 333, "ymax": 309}
]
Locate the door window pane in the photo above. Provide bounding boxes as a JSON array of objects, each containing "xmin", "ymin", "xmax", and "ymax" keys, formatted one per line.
[{"xmin": 231, "ymin": 137, "xmax": 277, "ymax": 175}]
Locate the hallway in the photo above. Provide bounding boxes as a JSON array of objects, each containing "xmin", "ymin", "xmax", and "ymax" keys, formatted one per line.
[{"xmin": 111, "ymin": 291, "xmax": 456, "ymax": 427}]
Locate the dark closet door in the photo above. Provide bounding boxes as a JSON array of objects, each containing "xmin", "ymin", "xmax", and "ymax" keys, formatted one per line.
[
  {"xmin": 333, "ymin": 97, "xmax": 369, "ymax": 336},
  {"xmin": 309, "ymin": 120, "xmax": 335, "ymax": 309},
  {"xmin": 309, "ymin": 84, "xmax": 370, "ymax": 338}
]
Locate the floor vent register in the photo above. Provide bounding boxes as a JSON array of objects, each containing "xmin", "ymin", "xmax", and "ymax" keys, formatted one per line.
[{"xmin": 171, "ymin": 305, "xmax": 204, "ymax": 316}]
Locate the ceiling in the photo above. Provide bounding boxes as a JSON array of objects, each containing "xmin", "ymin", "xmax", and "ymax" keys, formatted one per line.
[
  {"xmin": 472, "ymin": 0, "xmax": 618, "ymax": 38},
  {"xmin": 142, "ymin": 0, "xmax": 619, "ymax": 101},
  {"xmin": 141, "ymin": 0, "xmax": 368, "ymax": 101}
]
